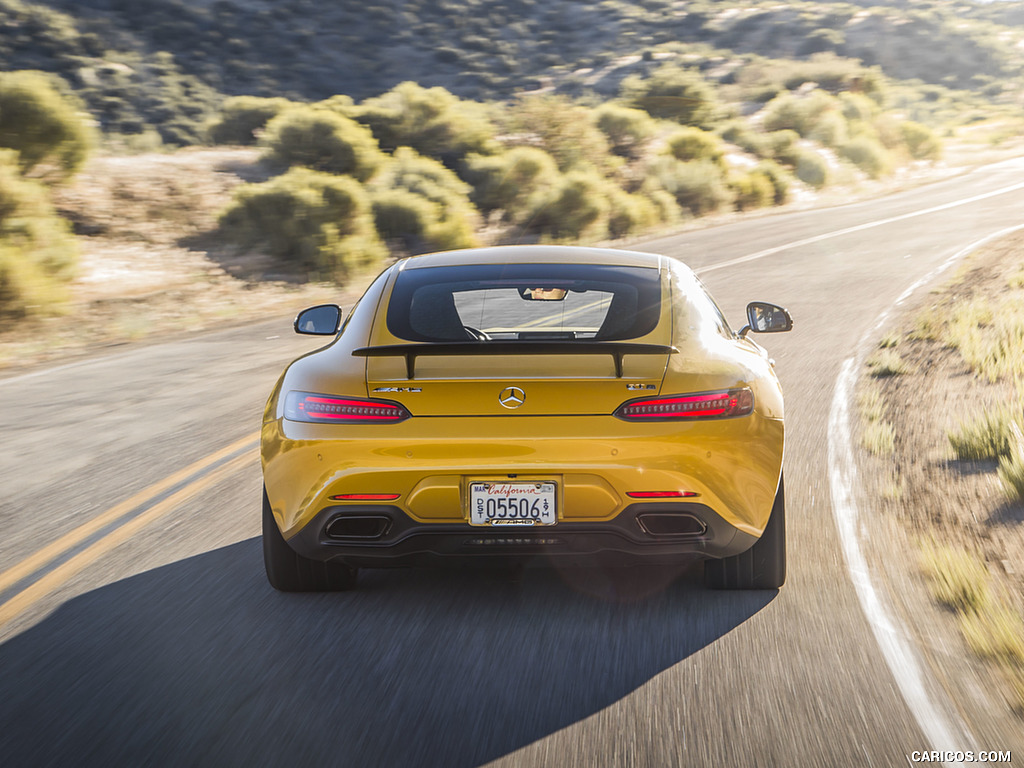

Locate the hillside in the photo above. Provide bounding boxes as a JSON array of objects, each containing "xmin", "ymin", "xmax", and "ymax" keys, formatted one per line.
[{"xmin": 3, "ymin": 0, "xmax": 1023, "ymax": 145}]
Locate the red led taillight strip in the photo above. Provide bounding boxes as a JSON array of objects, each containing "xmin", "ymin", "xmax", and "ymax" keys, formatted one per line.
[
  {"xmin": 614, "ymin": 388, "xmax": 753, "ymax": 421},
  {"xmin": 284, "ymin": 391, "xmax": 411, "ymax": 424},
  {"xmin": 626, "ymin": 491, "xmax": 699, "ymax": 499},
  {"xmin": 330, "ymin": 493, "xmax": 401, "ymax": 501}
]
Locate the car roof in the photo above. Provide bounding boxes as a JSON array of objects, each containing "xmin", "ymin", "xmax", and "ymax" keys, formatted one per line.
[{"xmin": 399, "ymin": 245, "xmax": 666, "ymax": 270}]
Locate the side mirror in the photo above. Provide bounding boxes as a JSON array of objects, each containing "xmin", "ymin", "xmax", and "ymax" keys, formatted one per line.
[
  {"xmin": 294, "ymin": 304, "xmax": 342, "ymax": 335},
  {"xmin": 741, "ymin": 302, "xmax": 793, "ymax": 336}
]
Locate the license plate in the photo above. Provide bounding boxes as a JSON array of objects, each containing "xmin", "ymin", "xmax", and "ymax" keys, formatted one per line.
[{"xmin": 469, "ymin": 482, "xmax": 557, "ymax": 526}]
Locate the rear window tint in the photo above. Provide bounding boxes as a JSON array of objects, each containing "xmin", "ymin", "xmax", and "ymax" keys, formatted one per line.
[{"xmin": 386, "ymin": 263, "xmax": 661, "ymax": 342}]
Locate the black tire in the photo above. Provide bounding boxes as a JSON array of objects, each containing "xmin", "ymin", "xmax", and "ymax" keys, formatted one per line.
[
  {"xmin": 263, "ymin": 488, "xmax": 357, "ymax": 592},
  {"xmin": 704, "ymin": 474, "xmax": 786, "ymax": 590}
]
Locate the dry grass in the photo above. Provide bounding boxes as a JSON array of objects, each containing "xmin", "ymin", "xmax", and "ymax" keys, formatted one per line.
[
  {"xmin": 862, "ymin": 420, "xmax": 895, "ymax": 456},
  {"xmin": 878, "ymin": 331, "xmax": 901, "ymax": 349},
  {"xmin": 858, "ymin": 382, "xmax": 895, "ymax": 456},
  {"xmin": 920, "ymin": 544, "xmax": 1024, "ymax": 710},
  {"xmin": 871, "ymin": 247, "xmax": 1024, "ymax": 715},
  {"xmin": 960, "ymin": 608, "xmax": 1024, "ymax": 662},
  {"xmin": 1008, "ymin": 266, "xmax": 1024, "ymax": 289},
  {"xmin": 867, "ymin": 348, "xmax": 913, "ymax": 377},
  {"xmin": 912, "ymin": 303, "xmax": 945, "ymax": 341},
  {"xmin": 919, "ymin": 543, "xmax": 993, "ymax": 614},
  {"xmin": 998, "ymin": 422, "xmax": 1024, "ymax": 502},
  {"xmin": 858, "ymin": 385, "xmax": 885, "ymax": 423},
  {"xmin": 919, "ymin": 293, "xmax": 1024, "ymax": 383},
  {"xmin": 947, "ymin": 406, "xmax": 1020, "ymax": 461}
]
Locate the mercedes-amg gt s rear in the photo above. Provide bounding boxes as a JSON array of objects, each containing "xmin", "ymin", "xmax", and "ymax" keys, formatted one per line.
[{"xmin": 261, "ymin": 245, "xmax": 791, "ymax": 591}]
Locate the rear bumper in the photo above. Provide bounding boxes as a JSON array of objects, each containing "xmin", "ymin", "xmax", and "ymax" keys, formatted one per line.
[
  {"xmin": 285, "ymin": 500, "xmax": 758, "ymax": 568},
  {"xmin": 262, "ymin": 412, "xmax": 785, "ymax": 541}
]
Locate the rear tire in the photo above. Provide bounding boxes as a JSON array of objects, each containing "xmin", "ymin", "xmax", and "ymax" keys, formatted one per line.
[
  {"xmin": 704, "ymin": 474, "xmax": 786, "ymax": 590},
  {"xmin": 263, "ymin": 488, "xmax": 357, "ymax": 592}
]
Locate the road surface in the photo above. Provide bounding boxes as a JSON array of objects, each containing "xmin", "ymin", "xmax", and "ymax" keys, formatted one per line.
[{"xmin": 2, "ymin": 160, "xmax": 1023, "ymax": 767}]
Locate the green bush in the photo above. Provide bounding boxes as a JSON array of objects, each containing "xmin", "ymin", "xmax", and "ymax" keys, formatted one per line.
[
  {"xmin": 799, "ymin": 28, "xmax": 845, "ymax": 56},
  {"xmin": 762, "ymin": 90, "xmax": 843, "ymax": 141},
  {"xmin": 315, "ymin": 95, "xmax": 359, "ymax": 119},
  {"xmin": 462, "ymin": 147, "xmax": 560, "ymax": 222},
  {"xmin": 839, "ymin": 136, "xmax": 891, "ymax": 179},
  {"xmin": 901, "ymin": 120, "xmax": 942, "ymax": 161},
  {"xmin": 0, "ymin": 71, "xmax": 93, "ymax": 180},
  {"xmin": 527, "ymin": 170, "xmax": 612, "ymax": 241},
  {"xmin": 730, "ymin": 169, "xmax": 776, "ymax": 211},
  {"xmin": 777, "ymin": 54, "xmax": 886, "ymax": 103},
  {"xmin": 606, "ymin": 186, "xmax": 659, "ymax": 238},
  {"xmin": 664, "ymin": 127, "xmax": 726, "ymax": 169},
  {"xmin": 807, "ymin": 110, "xmax": 848, "ymax": 148},
  {"xmin": 0, "ymin": 151, "xmax": 78, "ymax": 318},
  {"xmin": 219, "ymin": 167, "xmax": 386, "ymax": 280},
  {"xmin": 718, "ymin": 120, "xmax": 768, "ymax": 157},
  {"xmin": 870, "ymin": 115, "xmax": 904, "ymax": 150},
  {"xmin": 370, "ymin": 187, "xmax": 442, "ymax": 253},
  {"xmin": 792, "ymin": 149, "xmax": 830, "ymax": 188},
  {"xmin": 760, "ymin": 93, "xmax": 805, "ymax": 134},
  {"xmin": 839, "ymin": 92, "xmax": 878, "ymax": 123},
  {"xmin": 370, "ymin": 147, "xmax": 480, "ymax": 251},
  {"xmin": 206, "ymin": 96, "xmax": 294, "ymax": 145},
  {"xmin": 354, "ymin": 82, "xmax": 497, "ymax": 166},
  {"xmin": 592, "ymin": 103, "xmax": 657, "ymax": 159},
  {"xmin": 764, "ymin": 130, "xmax": 801, "ymax": 163},
  {"xmin": 503, "ymin": 95, "xmax": 616, "ymax": 173},
  {"xmin": 642, "ymin": 188, "xmax": 682, "ymax": 226},
  {"xmin": 754, "ymin": 160, "xmax": 791, "ymax": 205},
  {"xmin": 260, "ymin": 105, "xmax": 384, "ymax": 181},
  {"xmin": 620, "ymin": 63, "xmax": 719, "ymax": 126},
  {"xmin": 645, "ymin": 156, "xmax": 733, "ymax": 216}
]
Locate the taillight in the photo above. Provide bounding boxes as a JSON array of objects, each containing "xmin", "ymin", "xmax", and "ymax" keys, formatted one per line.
[
  {"xmin": 330, "ymin": 493, "xmax": 401, "ymax": 501},
  {"xmin": 626, "ymin": 491, "xmax": 699, "ymax": 498},
  {"xmin": 614, "ymin": 388, "xmax": 753, "ymax": 421},
  {"xmin": 284, "ymin": 391, "xmax": 411, "ymax": 424}
]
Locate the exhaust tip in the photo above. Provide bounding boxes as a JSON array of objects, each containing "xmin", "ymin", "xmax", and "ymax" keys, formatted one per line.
[
  {"xmin": 325, "ymin": 515, "xmax": 391, "ymax": 540},
  {"xmin": 636, "ymin": 513, "xmax": 707, "ymax": 538}
]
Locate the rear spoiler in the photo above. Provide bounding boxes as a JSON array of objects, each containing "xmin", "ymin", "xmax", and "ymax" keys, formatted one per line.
[{"xmin": 352, "ymin": 342, "xmax": 677, "ymax": 379}]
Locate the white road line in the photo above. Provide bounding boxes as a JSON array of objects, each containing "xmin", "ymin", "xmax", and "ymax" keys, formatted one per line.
[
  {"xmin": 829, "ymin": 359, "xmax": 972, "ymax": 765},
  {"xmin": 826, "ymin": 224, "xmax": 1024, "ymax": 766},
  {"xmin": 698, "ymin": 180, "xmax": 1024, "ymax": 274}
]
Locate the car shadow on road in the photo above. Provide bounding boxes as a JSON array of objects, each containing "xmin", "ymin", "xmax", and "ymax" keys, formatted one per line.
[{"xmin": 0, "ymin": 539, "xmax": 776, "ymax": 767}]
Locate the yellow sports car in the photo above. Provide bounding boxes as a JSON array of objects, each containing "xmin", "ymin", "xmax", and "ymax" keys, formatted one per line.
[{"xmin": 261, "ymin": 246, "xmax": 792, "ymax": 591}]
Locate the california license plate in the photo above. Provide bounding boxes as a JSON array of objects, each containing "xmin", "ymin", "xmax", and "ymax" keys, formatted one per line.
[{"xmin": 469, "ymin": 482, "xmax": 557, "ymax": 526}]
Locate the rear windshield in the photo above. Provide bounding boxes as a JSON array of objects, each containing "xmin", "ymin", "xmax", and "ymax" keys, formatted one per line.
[{"xmin": 386, "ymin": 263, "xmax": 661, "ymax": 342}]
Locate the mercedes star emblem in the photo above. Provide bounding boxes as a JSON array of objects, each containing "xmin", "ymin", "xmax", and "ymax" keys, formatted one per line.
[{"xmin": 498, "ymin": 386, "xmax": 526, "ymax": 409}]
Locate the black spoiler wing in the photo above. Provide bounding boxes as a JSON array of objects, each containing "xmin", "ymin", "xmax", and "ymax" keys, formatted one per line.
[{"xmin": 352, "ymin": 342, "xmax": 678, "ymax": 379}]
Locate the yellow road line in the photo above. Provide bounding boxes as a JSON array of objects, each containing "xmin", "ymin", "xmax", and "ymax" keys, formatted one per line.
[
  {"xmin": 0, "ymin": 432, "xmax": 259, "ymax": 596},
  {"xmin": 0, "ymin": 449, "xmax": 256, "ymax": 630}
]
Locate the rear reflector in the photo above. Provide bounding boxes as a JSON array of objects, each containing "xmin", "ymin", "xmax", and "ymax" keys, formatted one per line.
[
  {"xmin": 330, "ymin": 493, "xmax": 401, "ymax": 501},
  {"xmin": 626, "ymin": 491, "xmax": 699, "ymax": 499},
  {"xmin": 614, "ymin": 388, "xmax": 753, "ymax": 421},
  {"xmin": 284, "ymin": 391, "xmax": 411, "ymax": 424}
]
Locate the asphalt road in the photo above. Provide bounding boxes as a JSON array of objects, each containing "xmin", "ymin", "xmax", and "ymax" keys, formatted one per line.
[{"xmin": 2, "ymin": 160, "xmax": 1024, "ymax": 767}]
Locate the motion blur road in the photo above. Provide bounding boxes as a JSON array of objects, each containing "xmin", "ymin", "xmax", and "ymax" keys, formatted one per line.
[{"xmin": 3, "ymin": 160, "xmax": 1024, "ymax": 767}]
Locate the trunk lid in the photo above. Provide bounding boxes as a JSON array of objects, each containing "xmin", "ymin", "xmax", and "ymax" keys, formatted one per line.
[{"xmin": 362, "ymin": 342, "xmax": 671, "ymax": 416}]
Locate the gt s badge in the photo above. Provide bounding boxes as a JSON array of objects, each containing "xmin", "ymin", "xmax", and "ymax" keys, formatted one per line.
[{"xmin": 626, "ymin": 384, "xmax": 657, "ymax": 391}]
